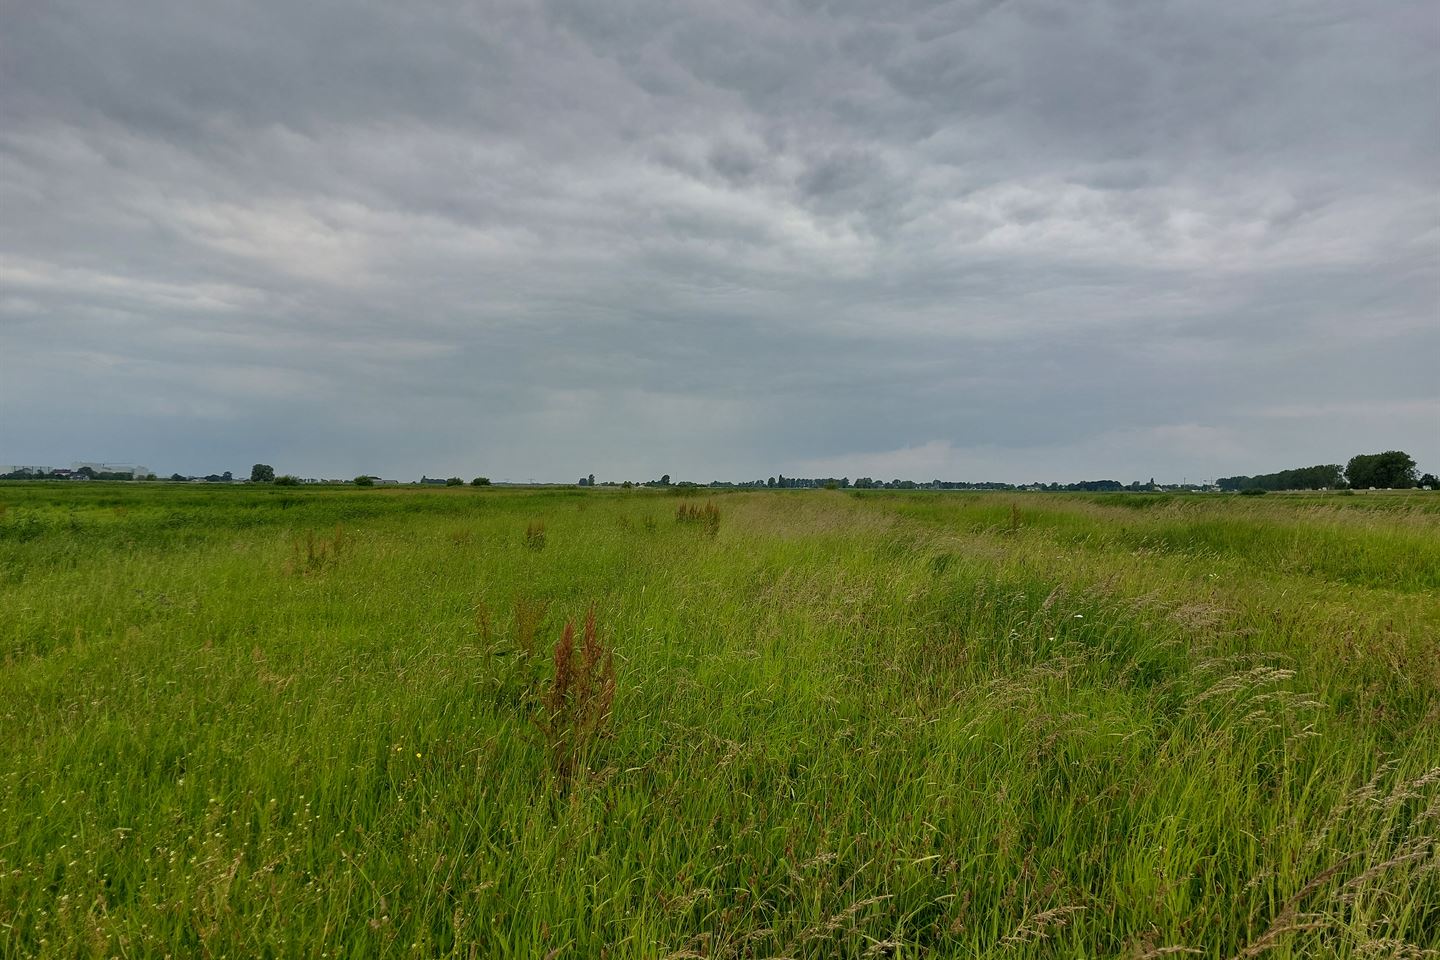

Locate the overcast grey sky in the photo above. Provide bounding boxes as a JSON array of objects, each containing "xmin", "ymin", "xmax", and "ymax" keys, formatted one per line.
[{"xmin": 3, "ymin": 0, "xmax": 1436, "ymax": 482}]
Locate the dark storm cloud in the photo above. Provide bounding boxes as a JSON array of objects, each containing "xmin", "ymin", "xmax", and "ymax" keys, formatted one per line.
[{"xmin": 3, "ymin": 0, "xmax": 1436, "ymax": 481}]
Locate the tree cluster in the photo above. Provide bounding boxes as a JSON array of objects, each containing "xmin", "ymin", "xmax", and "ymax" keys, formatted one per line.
[
  {"xmin": 1216, "ymin": 464, "xmax": 1344, "ymax": 492},
  {"xmin": 1344, "ymin": 451, "xmax": 1418, "ymax": 489},
  {"xmin": 1218, "ymin": 452, "xmax": 1420, "ymax": 491}
]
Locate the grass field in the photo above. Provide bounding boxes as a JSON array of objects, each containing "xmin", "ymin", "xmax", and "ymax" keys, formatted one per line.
[{"xmin": 2, "ymin": 483, "xmax": 1437, "ymax": 958}]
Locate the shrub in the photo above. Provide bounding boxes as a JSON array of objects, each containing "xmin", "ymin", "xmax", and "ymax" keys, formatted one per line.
[
  {"xmin": 471, "ymin": 477, "xmax": 491, "ymax": 486},
  {"xmin": 445, "ymin": 477, "xmax": 463, "ymax": 487},
  {"xmin": 273, "ymin": 475, "xmax": 301, "ymax": 486},
  {"xmin": 534, "ymin": 609, "xmax": 615, "ymax": 793},
  {"xmin": 514, "ymin": 596, "xmax": 546, "ymax": 656},
  {"xmin": 676, "ymin": 501, "xmax": 721, "ymax": 536},
  {"xmin": 479, "ymin": 597, "xmax": 550, "ymax": 710},
  {"xmin": 288, "ymin": 525, "xmax": 346, "ymax": 574}
]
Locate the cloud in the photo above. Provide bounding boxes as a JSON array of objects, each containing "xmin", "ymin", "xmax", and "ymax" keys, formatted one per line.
[{"xmin": 2, "ymin": 0, "xmax": 1436, "ymax": 480}]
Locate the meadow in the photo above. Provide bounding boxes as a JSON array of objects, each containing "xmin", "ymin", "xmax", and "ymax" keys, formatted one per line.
[{"xmin": 1, "ymin": 482, "xmax": 1436, "ymax": 958}]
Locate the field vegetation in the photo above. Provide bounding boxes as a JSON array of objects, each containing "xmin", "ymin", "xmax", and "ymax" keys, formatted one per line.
[{"xmin": 1, "ymin": 483, "xmax": 1437, "ymax": 957}]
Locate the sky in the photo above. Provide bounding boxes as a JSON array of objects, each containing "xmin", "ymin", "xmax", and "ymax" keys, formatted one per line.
[{"xmin": 2, "ymin": 0, "xmax": 1437, "ymax": 483}]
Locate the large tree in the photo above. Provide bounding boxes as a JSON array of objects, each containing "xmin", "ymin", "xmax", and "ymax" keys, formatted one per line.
[
  {"xmin": 1345, "ymin": 451, "xmax": 1417, "ymax": 489},
  {"xmin": 250, "ymin": 463, "xmax": 275, "ymax": 483}
]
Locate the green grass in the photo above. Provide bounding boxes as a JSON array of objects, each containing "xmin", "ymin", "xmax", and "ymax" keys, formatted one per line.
[{"xmin": 1, "ymin": 483, "xmax": 1436, "ymax": 958}]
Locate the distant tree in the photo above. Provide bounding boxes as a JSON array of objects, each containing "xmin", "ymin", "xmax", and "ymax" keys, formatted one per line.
[
  {"xmin": 76, "ymin": 466, "xmax": 96, "ymax": 479},
  {"xmin": 588, "ymin": 474, "xmax": 595, "ymax": 486},
  {"xmin": 445, "ymin": 477, "xmax": 463, "ymax": 486},
  {"xmin": 1219, "ymin": 464, "xmax": 1344, "ymax": 491},
  {"xmin": 273, "ymin": 474, "xmax": 300, "ymax": 486},
  {"xmin": 1419, "ymin": 472, "xmax": 1438, "ymax": 489},
  {"xmin": 471, "ymin": 477, "xmax": 491, "ymax": 486},
  {"xmin": 621, "ymin": 480, "xmax": 633, "ymax": 489},
  {"xmin": 169, "ymin": 473, "xmax": 186, "ymax": 482},
  {"xmin": 251, "ymin": 463, "xmax": 275, "ymax": 483},
  {"xmin": 1346, "ymin": 451, "xmax": 1417, "ymax": 489},
  {"xmin": 222, "ymin": 471, "xmax": 233, "ymax": 481},
  {"xmin": 353, "ymin": 475, "xmax": 374, "ymax": 487},
  {"xmin": 660, "ymin": 474, "xmax": 671, "ymax": 486}
]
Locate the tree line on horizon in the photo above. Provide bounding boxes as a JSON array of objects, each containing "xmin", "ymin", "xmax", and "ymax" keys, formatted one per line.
[
  {"xmin": 1217, "ymin": 451, "xmax": 1432, "ymax": 492},
  {"xmin": 3, "ymin": 450, "xmax": 1434, "ymax": 491}
]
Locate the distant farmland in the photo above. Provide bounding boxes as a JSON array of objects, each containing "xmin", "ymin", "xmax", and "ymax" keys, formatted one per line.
[{"xmin": 2, "ymin": 483, "xmax": 1436, "ymax": 957}]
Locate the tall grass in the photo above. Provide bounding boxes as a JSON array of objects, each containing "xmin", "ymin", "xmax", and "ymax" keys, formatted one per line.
[{"xmin": 0, "ymin": 483, "xmax": 1435, "ymax": 957}]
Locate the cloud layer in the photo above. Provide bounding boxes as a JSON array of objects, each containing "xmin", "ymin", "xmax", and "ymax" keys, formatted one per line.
[{"xmin": 4, "ymin": 0, "xmax": 1436, "ymax": 481}]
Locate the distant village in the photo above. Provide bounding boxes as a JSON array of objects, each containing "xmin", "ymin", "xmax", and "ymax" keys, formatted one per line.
[
  {"xmin": 1, "ymin": 461, "xmax": 155, "ymax": 481},
  {"xmin": 1, "ymin": 463, "xmax": 387, "ymax": 485}
]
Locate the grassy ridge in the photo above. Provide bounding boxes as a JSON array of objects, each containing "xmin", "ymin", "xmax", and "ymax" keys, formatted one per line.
[{"xmin": 1, "ymin": 484, "xmax": 1436, "ymax": 957}]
